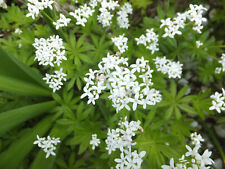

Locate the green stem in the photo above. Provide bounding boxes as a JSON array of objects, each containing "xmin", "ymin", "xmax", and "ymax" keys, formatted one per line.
[{"xmin": 200, "ymin": 120, "xmax": 225, "ymax": 165}]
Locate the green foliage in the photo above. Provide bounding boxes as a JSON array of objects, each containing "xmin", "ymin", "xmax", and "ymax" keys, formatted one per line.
[
  {"xmin": 158, "ymin": 81, "xmax": 196, "ymax": 119},
  {"xmin": 0, "ymin": 1, "xmax": 224, "ymax": 169}
]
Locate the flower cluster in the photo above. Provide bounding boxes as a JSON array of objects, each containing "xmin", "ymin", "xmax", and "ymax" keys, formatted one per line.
[
  {"xmin": 187, "ymin": 4, "xmax": 207, "ymax": 33},
  {"xmin": 117, "ymin": 2, "xmax": 133, "ymax": 29},
  {"xmin": 70, "ymin": 2, "xmax": 95, "ymax": 27},
  {"xmin": 53, "ymin": 14, "xmax": 71, "ymax": 30},
  {"xmin": 160, "ymin": 16, "xmax": 184, "ymax": 38},
  {"xmin": 0, "ymin": 0, "xmax": 7, "ymax": 9},
  {"xmin": 135, "ymin": 29, "xmax": 159, "ymax": 54},
  {"xmin": 111, "ymin": 34, "xmax": 128, "ymax": 53},
  {"xmin": 33, "ymin": 35, "xmax": 67, "ymax": 67},
  {"xmin": 209, "ymin": 88, "xmax": 225, "ymax": 113},
  {"xmin": 106, "ymin": 117, "xmax": 146, "ymax": 169},
  {"xmin": 97, "ymin": 0, "xmax": 119, "ymax": 27},
  {"xmin": 43, "ymin": 68, "xmax": 67, "ymax": 92},
  {"xmin": 81, "ymin": 53, "xmax": 162, "ymax": 112},
  {"xmin": 26, "ymin": 0, "xmax": 54, "ymax": 19},
  {"xmin": 160, "ymin": 4, "xmax": 207, "ymax": 38},
  {"xmin": 154, "ymin": 56, "xmax": 183, "ymax": 78},
  {"xmin": 215, "ymin": 53, "xmax": 225, "ymax": 74},
  {"xmin": 33, "ymin": 135, "xmax": 61, "ymax": 158},
  {"xmin": 90, "ymin": 134, "xmax": 100, "ymax": 150},
  {"xmin": 161, "ymin": 132, "xmax": 214, "ymax": 169}
]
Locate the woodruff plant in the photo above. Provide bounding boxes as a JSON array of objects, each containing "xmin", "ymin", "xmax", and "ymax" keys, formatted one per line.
[{"xmin": 0, "ymin": 0, "xmax": 224, "ymax": 169}]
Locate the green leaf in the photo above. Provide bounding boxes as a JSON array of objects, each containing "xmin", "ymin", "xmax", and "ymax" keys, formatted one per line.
[
  {"xmin": 176, "ymin": 86, "xmax": 189, "ymax": 100},
  {"xmin": 0, "ymin": 116, "xmax": 54, "ymax": 169},
  {"xmin": 0, "ymin": 101, "xmax": 56, "ymax": 136},
  {"xmin": 217, "ymin": 116, "xmax": 225, "ymax": 123},
  {"xmin": 0, "ymin": 76, "xmax": 50, "ymax": 96},
  {"xmin": 157, "ymin": 5, "xmax": 165, "ymax": 19},
  {"xmin": 178, "ymin": 104, "xmax": 196, "ymax": 115},
  {"xmin": 0, "ymin": 47, "xmax": 50, "ymax": 96},
  {"xmin": 130, "ymin": 0, "xmax": 152, "ymax": 9},
  {"xmin": 170, "ymin": 80, "xmax": 177, "ymax": 98},
  {"xmin": 30, "ymin": 150, "xmax": 56, "ymax": 169}
]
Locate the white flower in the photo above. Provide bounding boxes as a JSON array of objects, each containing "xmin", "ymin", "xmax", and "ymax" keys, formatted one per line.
[
  {"xmin": 196, "ymin": 41, "xmax": 203, "ymax": 48},
  {"xmin": 160, "ymin": 4, "xmax": 207, "ymax": 37},
  {"xmin": 161, "ymin": 132, "xmax": 214, "ymax": 169},
  {"xmin": 187, "ymin": 4, "xmax": 207, "ymax": 33},
  {"xmin": 34, "ymin": 135, "xmax": 60, "ymax": 158},
  {"xmin": 167, "ymin": 61, "xmax": 183, "ymax": 78},
  {"xmin": 191, "ymin": 132, "xmax": 204, "ymax": 146},
  {"xmin": 70, "ymin": 3, "xmax": 95, "ymax": 27},
  {"xmin": 216, "ymin": 53, "xmax": 225, "ymax": 74},
  {"xmin": 199, "ymin": 149, "xmax": 214, "ymax": 166},
  {"xmin": 97, "ymin": 8, "xmax": 113, "ymax": 27},
  {"xmin": 53, "ymin": 14, "xmax": 71, "ymax": 30},
  {"xmin": 154, "ymin": 56, "xmax": 183, "ymax": 79},
  {"xmin": 0, "ymin": 0, "xmax": 7, "ymax": 8},
  {"xmin": 160, "ymin": 17, "xmax": 183, "ymax": 38},
  {"xmin": 185, "ymin": 145, "xmax": 200, "ymax": 157},
  {"xmin": 117, "ymin": 2, "xmax": 133, "ymax": 29},
  {"xmin": 26, "ymin": 0, "xmax": 54, "ymax": 19},
  {"xmin": 215, "ymin": 67, "xmax": 222, "ymax": 74},
  {"xmin": 135, "ymin": 29, "xmax": 159, "ymax": 54},
  {"xmin": 111, "ymin": 34, "xmax": 128, "ymax": 53},
  {"xmin": 161, "ymin": 158, "xmax": 176, "ymax": 169},
  {"xmin": 106, "ymin": 118, "xmax": 145, "ymax": 169},
  {"xmin": 33, "ymin": 35, "xmax": 67, "ymax": 67},
  {"xmin": 97, "ymin": 0, "xmax": 119, "ymax": 27},
  {"xmin": 90, "ymin": 134, "xmax": 100, "ymax": 150},
  {"xmin": 15, "ymin": 28, "xmax": 22, "ymax": 34},
  {"xmin": 209, "ymin": 89, "xmax": 225, "ymax": 113},
  {"xmin": 81, "ymin": 54, "xmax": 161, "ymax": 112},
  {"xmin": 43, "ymin": 68, "xmax": 67, "ymax": 92}
]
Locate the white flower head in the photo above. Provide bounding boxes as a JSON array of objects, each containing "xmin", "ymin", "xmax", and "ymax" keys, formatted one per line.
[
  {"xmin": 70, "ymin": 3, "xmax": 95, "ymax": 27},
  {"xmin": 33, "ymin": 35, "xmax": 67, "ymax": 67},
  {"xmin": 111, "ymin": 34, "xmax": 128, "ymax": 53},
  {"xmin": 209, "ymin": 88, "xmax": 225, "ymax": 113},
  {"xmin": 90, "ymin": 134, "xmax": 100, "ymax": 150},
  {"xmin": 43, "ymin": 68, "xmax": 67, "ymax": 92},
  {"xmin": 135, "ymin": 29, "xmax": 159, "ymax": 54},
  {"xmin": 196, "ymin": 40, "xmax": 203, "ymax": 48},
  {"xmin": 105, "ymin": 117, "xmax": 145, "ymax": 169},
  {"xmin": 117, "ymin": 2, "xmax": 133, "ymax": 29},
  {"xmin": 53, "ymin": 14, "xmax": 71, "ymax": 30},
  {"xmin": 34, "ymin": 135, "xmax": 60, "ymax": 158},
  {"xmin": 15, "ymin": 28, "xmax": 23, "ymax": 34},
  {"xmin": 216, "ymin": 53, "xmax": 225, "ymax": 74},
  {"xmin": 154, "ymin": 56, "xmax": 183, "ymax": 79},
  {"xmin": 0, "ymin": 0, "xmax": 7, "ymax": 8},
  {"xmin": 26, "ymin": 0, "xmax": 55, "ymax": 19},
  {"xmin": 81, "ymin": 54, "xmax": 161, "ymax": 112},
  {"xmin": 161, "ymin": 132, "xmax": 214, "ymax": 169}
]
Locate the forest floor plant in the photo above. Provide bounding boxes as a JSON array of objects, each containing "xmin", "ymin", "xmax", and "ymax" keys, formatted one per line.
[{"xmin": 0, "ymin": 0, "xmax": 225, "ymax": 169}]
